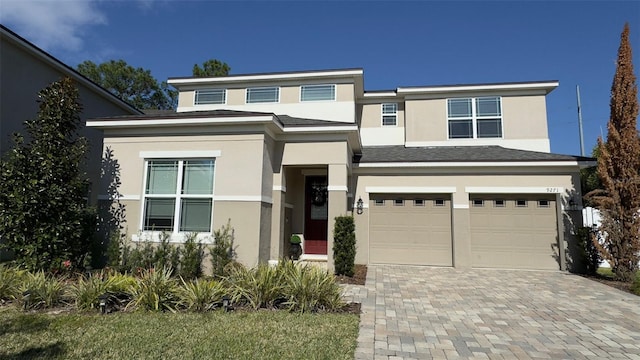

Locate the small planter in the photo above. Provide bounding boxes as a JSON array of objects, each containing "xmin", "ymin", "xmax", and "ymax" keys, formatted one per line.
[{"xmin": 289, "ymin": 235, "xmax": 302, "ymax": 260}]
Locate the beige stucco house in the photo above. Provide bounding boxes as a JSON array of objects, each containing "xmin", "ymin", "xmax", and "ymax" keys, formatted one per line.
[{"xmin": 87, "ymin": 68, "xmax": 592, "ymax": 272}]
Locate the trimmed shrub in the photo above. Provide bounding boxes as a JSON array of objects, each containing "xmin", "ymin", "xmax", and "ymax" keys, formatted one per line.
[
  {"xmin": 178, "ymin": 233, "xmax": 205, "ymax": 280},
  {"xmin": 176, "ymin": 277, "xmax": 227, "ymax": 312},
  {"xmin": 210, "ymin": 220, "xmax": 236, "ymax": 277},
  {"xmin": 127, "ymin": 267, "xmax": 179, "ymax": 312},
  {"xmin": 333, "ymin": 216, "xmax": 356, "ymax": 277},
  {"xmin": 19, "ymin": 271, "xmax": 70, "ymax": 310},
  {"xmin": 0, "ymin": 265, "xmax": 25, "ymax": 302},
  {"xmin": 632, "ymin": 271, "xmax": 640, "ymax": 296},
  {"xmin": 574, "ymin": 226, "xmax": 602, "ymax": 275}
]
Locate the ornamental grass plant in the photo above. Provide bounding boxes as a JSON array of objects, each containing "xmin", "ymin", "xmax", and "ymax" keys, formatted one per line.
[
  {"xmin": 176, "ymin": 277, "xmax": 227, "ymax": 312},
  {"xmin": 19, "ymin": 271, "xmax": 70, "ymax": 310},
  {"xmin": 127, "ymin": 267, "xmax": 179, "ymax": 312},
  {"xmin": 0, "ymin": 265, "xmax": 25, "ymax": 302}
]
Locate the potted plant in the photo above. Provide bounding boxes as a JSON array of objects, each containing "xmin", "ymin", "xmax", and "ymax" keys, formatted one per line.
[{"xmin": 289, "ymin": 235, "xmax": 302, "ymax": 260}]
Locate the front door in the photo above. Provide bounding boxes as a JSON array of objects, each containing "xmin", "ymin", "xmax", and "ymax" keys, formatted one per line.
[{"xmin": 304, "ymin": 176, "xmax": 328, "ymax": 254}]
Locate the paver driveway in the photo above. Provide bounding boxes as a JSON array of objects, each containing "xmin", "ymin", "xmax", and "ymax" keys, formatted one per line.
[{"xmin": 343, "ymin": 266, "xmax": 640, "ymax": 360}]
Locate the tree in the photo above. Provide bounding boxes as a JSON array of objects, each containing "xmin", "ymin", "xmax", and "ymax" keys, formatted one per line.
[
  {"xmin": 192, "ymin": 59, "xmax": 230, "ymax": 77},
  {"xmin": 0, "ymin": 78, "xmax": 97, "ymax": 272},
  {"xmin": 77, "ymin": 60, "xmax": 174, "ymax": 110},
  {"xmin": 580, "ymin": 144, "xmax": 602, "ymax": 206},
  {"xmin": 588, "ymin": 23, "xmax": 640, "ymax": 281}
]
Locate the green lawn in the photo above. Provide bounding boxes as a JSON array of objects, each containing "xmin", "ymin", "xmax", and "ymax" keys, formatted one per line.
[{"xmin": 0, "ymin": 307, "xmax": 359, "ymax": 359}]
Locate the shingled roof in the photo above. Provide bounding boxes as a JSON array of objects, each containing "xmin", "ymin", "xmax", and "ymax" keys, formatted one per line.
[
  {"xmin": 355, "ymin": 146, "xmax": 593, "ymax": 163},
  {"xmin": 274, "ymin": 115, "xmax": 355, "ymax": 127},
  {"xmin": 90, "ymin": 110, "xmax": 356, "ymax": 128}
]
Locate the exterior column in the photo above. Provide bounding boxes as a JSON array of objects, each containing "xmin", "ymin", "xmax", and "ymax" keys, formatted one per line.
[
  {"xmin": 556, "ymin": 193, "xmax": 567, "ymax": 271},
  {"xmin": 327, "ymin": 163, "xmax": 348, "ymax": 273},
  {"xmin": 270, "ymin": 170, "xmax": 286, "ymax": 261},
  {"xmin": 451, "ymin": 190, "xmax": 471, "ymax": 268}
]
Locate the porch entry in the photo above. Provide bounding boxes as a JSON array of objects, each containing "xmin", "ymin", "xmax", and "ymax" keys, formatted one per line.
[{"xmin": 304, "ymin": 176, "xmax": 328, "ymax": 254}]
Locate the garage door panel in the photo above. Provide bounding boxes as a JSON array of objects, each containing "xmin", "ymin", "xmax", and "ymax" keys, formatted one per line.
[
  {"xmin": 369, "ymin": 194, "xmax": 452, "ymax": 266},
  {"xmin": 470, "ymin": 195, "xmax": 559, "ymax": 270}
]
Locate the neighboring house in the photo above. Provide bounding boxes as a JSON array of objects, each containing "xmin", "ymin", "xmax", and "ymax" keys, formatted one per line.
[
  {"xmin": 0, "ymin": 24, "xmax": 142, "ymax": 199},
  {"xmin": 0, "ymin": 25, "xmax": 142, "ymax": 261},
  {"xmin": 87, "ymin": 68, "xmax": 593, "ymax": 272}
]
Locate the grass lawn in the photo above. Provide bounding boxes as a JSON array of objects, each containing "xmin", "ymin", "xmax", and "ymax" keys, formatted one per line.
[{"xmin": 0, "ymin": 307, "xmax": 359, "ymax": 359}]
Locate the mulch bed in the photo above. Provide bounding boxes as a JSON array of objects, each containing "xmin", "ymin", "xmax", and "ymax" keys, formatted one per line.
[
  {"xmin": 335, "ymin": 264, "xmax": 367, "ymax": 286},
  {"xmin": 581, "ymin": 274, "xmax": 636, "ymax": 295}
]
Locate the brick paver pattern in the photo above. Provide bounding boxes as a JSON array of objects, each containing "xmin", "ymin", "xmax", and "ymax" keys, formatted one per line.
[{"xmin": 342, "ymin": 266, "xmax": 640, "ymax": 360}]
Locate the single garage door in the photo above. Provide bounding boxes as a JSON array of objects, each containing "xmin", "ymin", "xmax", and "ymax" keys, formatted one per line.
[
  {"xmin": 470, "ymin": 194, "xmax": 559, "ymax": 270},
  {"xmin": 369, "ymin": 194, "xmax": 452, "ymax": 266}
]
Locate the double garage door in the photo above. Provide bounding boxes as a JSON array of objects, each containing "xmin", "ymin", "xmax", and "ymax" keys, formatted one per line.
[{"xmin": 369, "ymin": 193, "xmax": 559, "ymax": 270}]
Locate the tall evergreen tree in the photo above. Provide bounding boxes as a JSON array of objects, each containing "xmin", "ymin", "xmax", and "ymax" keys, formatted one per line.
[
  {"xmin": 0, "ymin": 78, "xmax": 96, "ymax": 272},
  {"xmin": 192, "ymin": 59, "xmax": 230, "ymax": 77},
  {"xmin": 590, "ymin": 23, "xmax": 640, "ymax": 281}
]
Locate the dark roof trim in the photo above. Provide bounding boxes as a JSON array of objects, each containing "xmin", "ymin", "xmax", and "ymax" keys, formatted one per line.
[
  {"xmin": 355, "ymin": 146, "xmax": 592, "ymax": 164},
  {"xmin": 169, "ymin": 67, "xmax": 364, "ymax": 81}
]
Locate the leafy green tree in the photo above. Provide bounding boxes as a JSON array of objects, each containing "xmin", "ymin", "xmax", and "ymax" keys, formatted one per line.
[
  {"xmin": 588, "ymin": 23, "xmax": 640, "ymax": 281},
  {"xmin": 77, "ymin": 60, "xmax": 174, "ymax": 110},
  {"xmin": 0, "ymin": 78, "xmax": 97, "ymax": 272},
  {"xmin": 192, "ymin": 59, "xmax": 230, "ymax": 77}
]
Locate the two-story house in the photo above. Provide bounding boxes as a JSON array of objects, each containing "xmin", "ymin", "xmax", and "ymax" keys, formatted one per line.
[{"xmin": 87, "ymin": 68, "xmax": 590, "ymax": 272}]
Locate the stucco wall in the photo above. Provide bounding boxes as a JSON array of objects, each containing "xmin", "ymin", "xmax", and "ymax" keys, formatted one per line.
[{"xmin": 0, "ymin": 33, "xmax": 137, "ymax": 201}]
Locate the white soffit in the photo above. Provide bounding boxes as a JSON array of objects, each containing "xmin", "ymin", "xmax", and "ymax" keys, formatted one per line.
[
  {"xmin": 356, "ymin": 161, "xmax": 579, "ymax": 168},
  {"xmin": 396, "ymin": 81, "xmax": 559, "ymax": 94},
  {"xmin": 87, "ymin": 115, "xmax": 273, "ymax": 128}
]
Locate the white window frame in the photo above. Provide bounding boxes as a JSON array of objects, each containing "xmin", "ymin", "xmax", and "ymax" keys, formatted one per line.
[
  {"xmin": 447, "ymin": 96, "xmax": 503, "ymax": 139},
  {"xmin": 300, "ymin": 84, "xmax": 336, "ymax": 102},
  {"xmin": 381, "ymin": 103, "xmax": 398, "ymax": 126},
  {"xmin": 246, "ymin": 86, "xmax": 280, "ymax": 103},
  {"xmin": 140, "ymin": 158, "xmax": 216, "ymax": 240},
  {"xmin": 194, "ymin": 89, "xmax": 226, "ymax": 105}
]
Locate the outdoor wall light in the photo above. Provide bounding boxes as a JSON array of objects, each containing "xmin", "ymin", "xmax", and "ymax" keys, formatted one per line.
[
  {"xmin": 356, "ymin": 197, "xmax": 364, "ymax": 215},
  {"xmin": 222, "ymin": 295, "xmax": 230, "ymax": 312},
  {"xmin": 99, "ymin": 293, "xmax": 109, "ymax": 314}
]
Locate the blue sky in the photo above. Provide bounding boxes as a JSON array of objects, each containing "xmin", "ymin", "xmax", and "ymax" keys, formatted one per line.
[{"xmin": 1, "ymin": 0, "xmax": 639, "ymax": 156}]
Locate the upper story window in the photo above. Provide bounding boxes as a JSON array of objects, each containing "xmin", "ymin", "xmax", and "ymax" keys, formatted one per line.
[
  {"xmin": 143, "ymin": 159, "xmax": 215, "ymax": 233},
  {"xmin": 301, "ymin": 84, "xmax": 336, "ymax": 101},
  {"xmin": 194, "ymin": 89, "xmax": 226, "ymax": 105},
  {"xmin": 381, "ymin": 103, "xmax": 397, "ymax": 126},
  {"xmin": 447, "ymin": 96, "xmax": 502, "ymax": 139},
  {"xmin": 246, "ymin": 87, "xmax": 279, "ymax": 103}
]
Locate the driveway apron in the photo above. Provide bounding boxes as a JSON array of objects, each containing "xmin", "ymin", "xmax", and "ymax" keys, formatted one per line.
[{"xmin": 342, "ymin": 265, "xmax": 640, "ymax": 360}]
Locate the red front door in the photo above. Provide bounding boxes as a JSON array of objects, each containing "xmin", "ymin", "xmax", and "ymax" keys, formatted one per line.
[{"xmin": 304, "ymin": 176, "xmax": 328, "ymax": 254}]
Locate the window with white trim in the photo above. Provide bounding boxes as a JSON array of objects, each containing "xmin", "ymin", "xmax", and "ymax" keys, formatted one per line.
[
  {"xmin": 301, "ymin": 84, "xmax": 335, "ymax": 101},
  {"xmin": 143, "ymin": 159, "xmax": 215, "ymax": 233},
  {"xmin": 381, "ymin": 103, "xmax": 397, "ymax": 126},
  {"xmin": 447, "ymin": 96, "xmax": 502, "ymax": 139},
  {"xmin": 195, "ymin": 89, "xmax": 226, "ymax": 105},
  {"xmin": 246, "ymin": 87, "xmax": 279, "ymax": 103}
]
